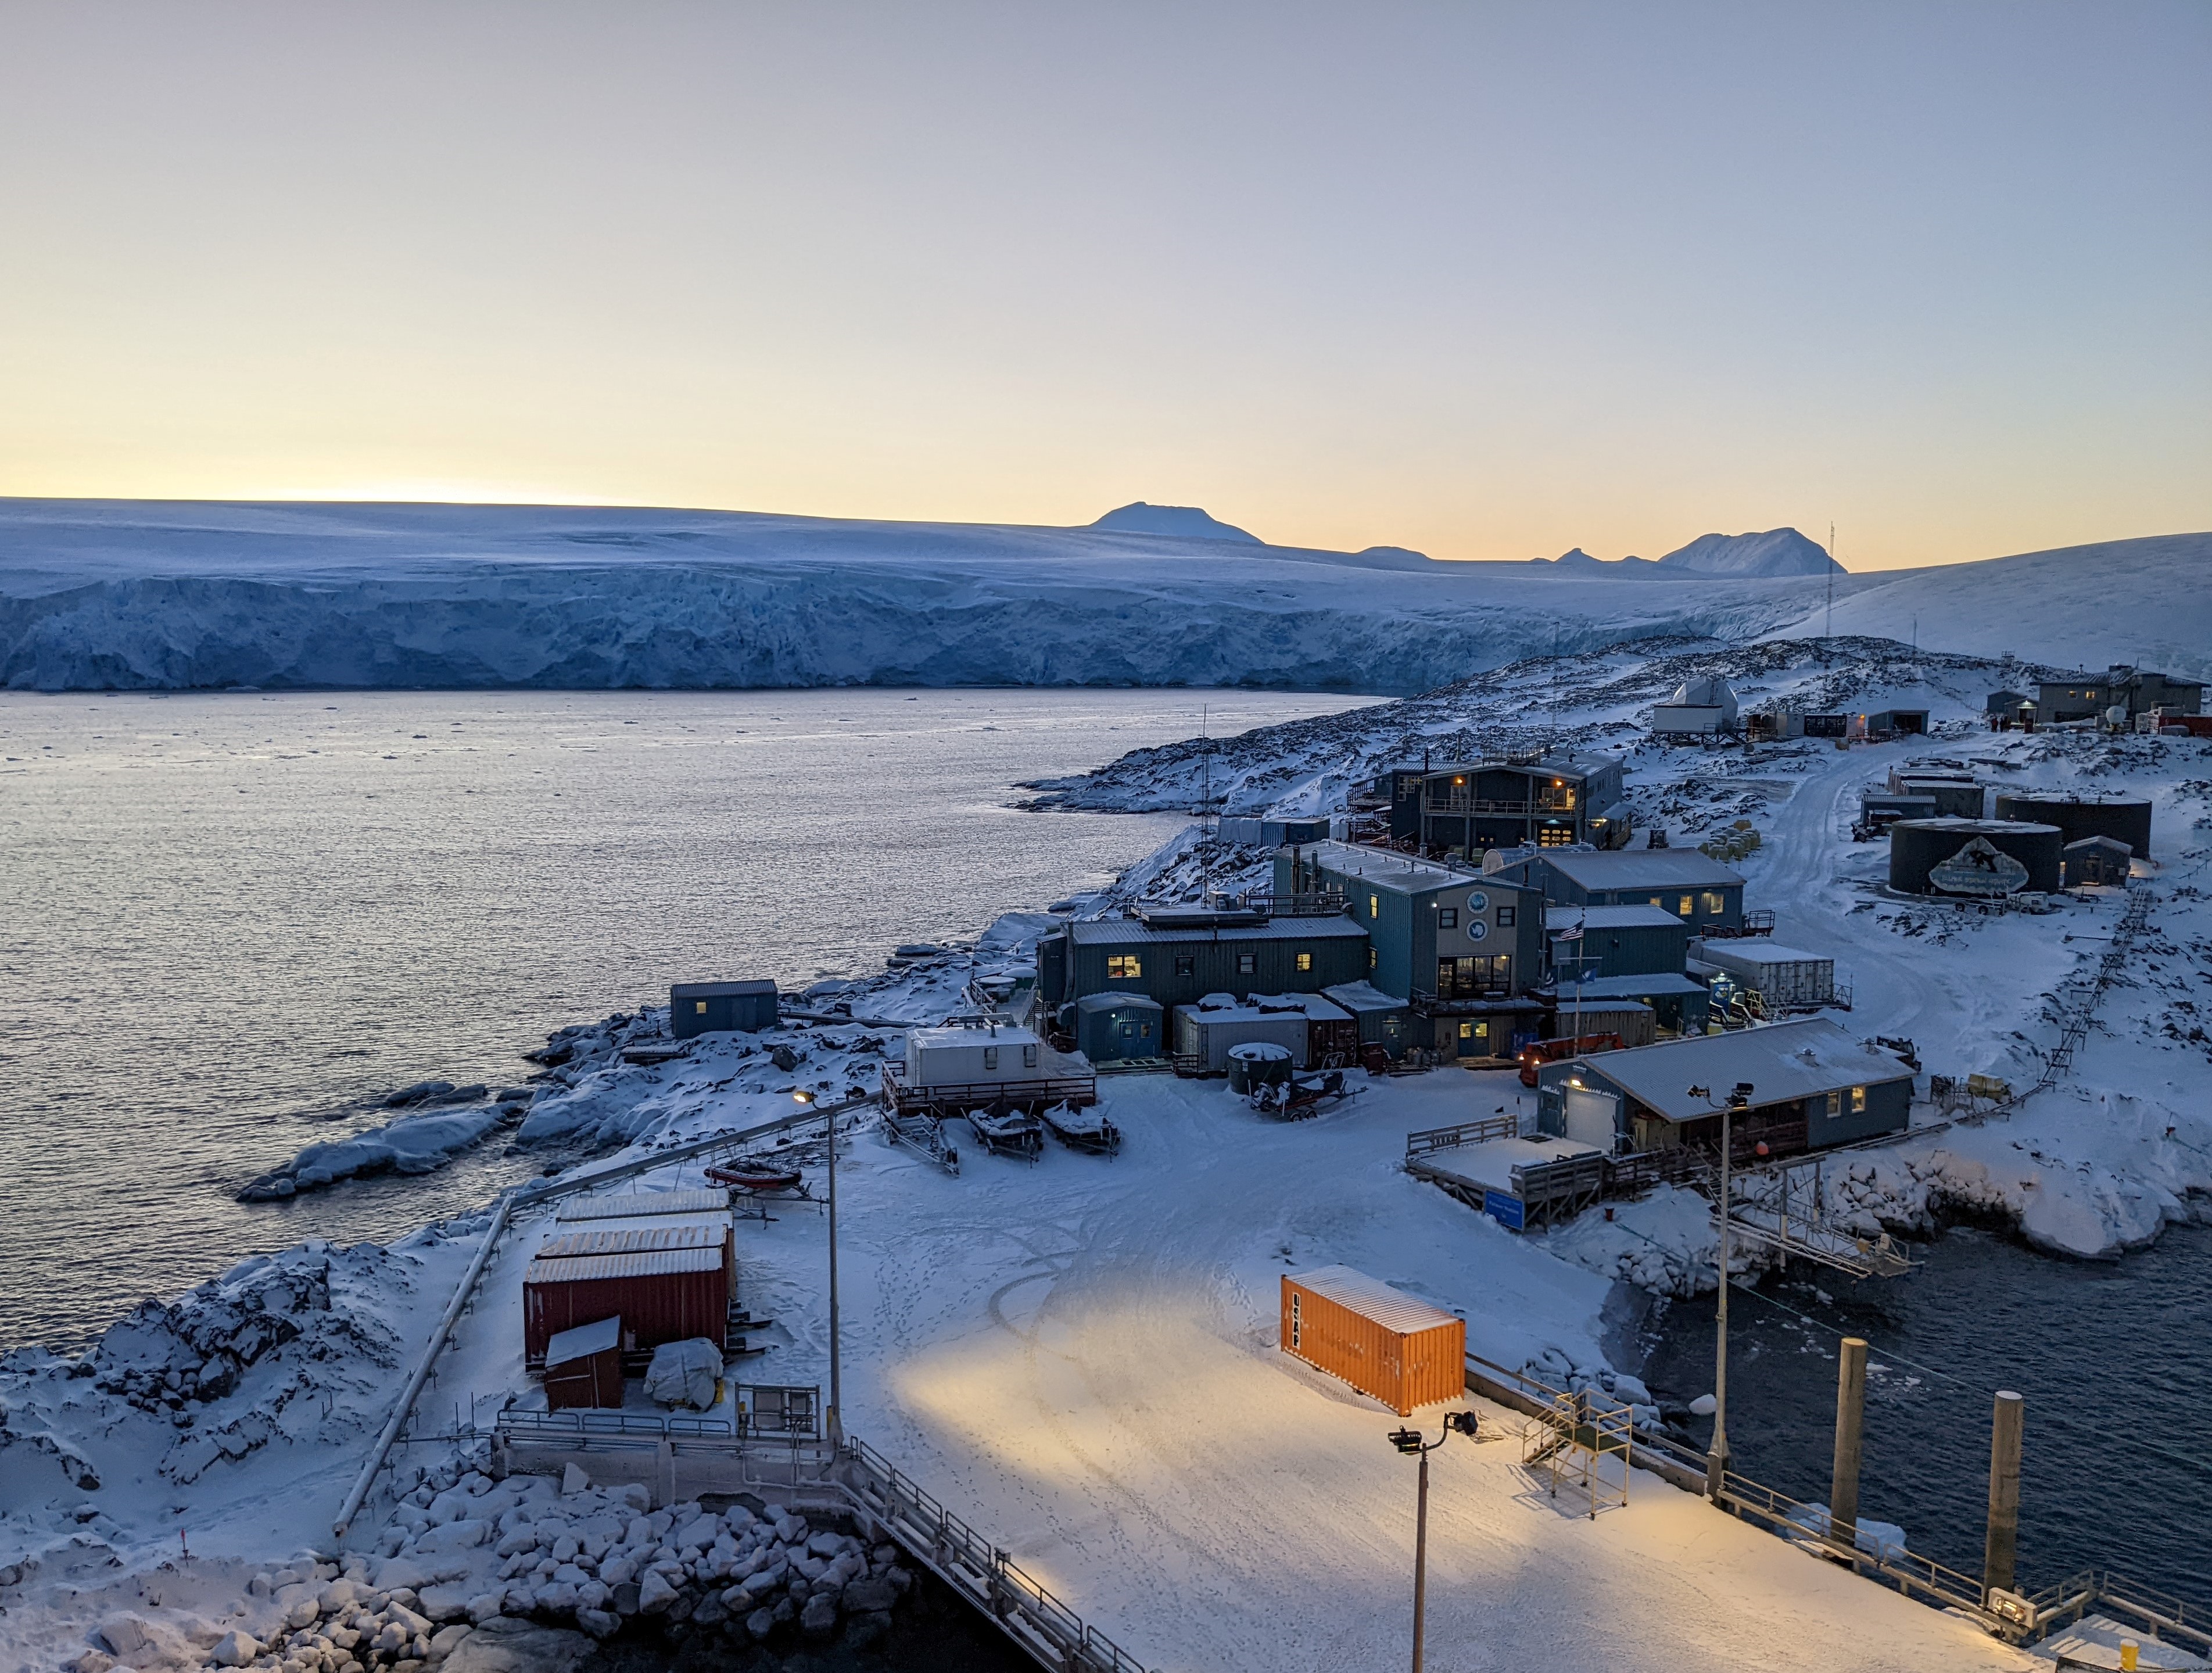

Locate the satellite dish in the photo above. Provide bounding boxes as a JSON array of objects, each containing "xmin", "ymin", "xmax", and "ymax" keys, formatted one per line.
[{"xmin": 1930, "ymin": 837, "xmax": 2030, "ymax": 898}]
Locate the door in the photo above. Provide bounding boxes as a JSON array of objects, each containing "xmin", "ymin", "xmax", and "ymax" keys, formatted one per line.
[{"xmin": 1564, "ymin": 1087, "xmax": 1619, "ymax": 1153}]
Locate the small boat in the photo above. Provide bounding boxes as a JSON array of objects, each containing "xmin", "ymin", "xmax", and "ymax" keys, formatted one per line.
[
  {"xmin": 706, "ymin": 1162, "xmax": 806, "ymax": 1194},
  {"xmin": 963, "ymin": 1108, "xmax": 1044, "ymax": 1161},
  {"xmin": 1041, "ymin": 1103, "xmax": 1121, "ymax": 1156}
]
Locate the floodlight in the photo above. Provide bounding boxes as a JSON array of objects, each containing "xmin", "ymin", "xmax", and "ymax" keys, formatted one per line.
[
  {"xmin": 793, "ymin": 1088, "xmax": 816, "ymax": 1104},
  {"xmin": 1388, "ymin": 1427, "xmax": 1422, "ymax": 1455},
  {"xmin": 1444, "ymin": 1411, "xmax": 1479, "ymax": 1438}
]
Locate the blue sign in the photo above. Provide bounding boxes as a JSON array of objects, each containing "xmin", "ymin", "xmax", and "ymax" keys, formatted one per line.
[{"xmin": 1484, "ymin": 1190, "xmax": 1526, "ymax": 1231}]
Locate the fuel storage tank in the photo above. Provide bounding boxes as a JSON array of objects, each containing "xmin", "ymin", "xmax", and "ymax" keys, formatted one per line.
[
  {"xmin": 1992, "ymin": 794, "xmax": 2153, "ymax": 858},
  {"xmin": 1889, "ymin": 818, "xmax": 2062, "ymax": 897}
]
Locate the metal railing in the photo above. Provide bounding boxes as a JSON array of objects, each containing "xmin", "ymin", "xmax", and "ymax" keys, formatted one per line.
[
  {"xmin": 2025, "ymin": 1569, "xmax": 2211, "ymax": 1654},
  {"xmin": 498, "ymin": 1408, "xmax": 737, "ymax": 1443},
  {"xmin": 881, "ymin": 1062, "xmax": 1098, "ymax": 1114},
  {"xmin": 1404, "ymin": 1114, "xmax": 1519, "ymax": 1158},
  {"xmin": 842, "ymin": 1438, "xmax": 1156, "ymax": 1673}
]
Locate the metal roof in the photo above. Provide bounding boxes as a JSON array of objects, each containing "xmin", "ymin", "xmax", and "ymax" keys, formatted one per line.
[
  {"xmin": 1409, "ymin": 754, "xmax": 1618, "ymax": 783},
  {"xmin": 1558, "ymin": 973, "xmax": 1709, "ymax": 1000},
  {"xmin": 1503, "ymin": 850, "xmax": 1745, "ymax": 891},
  {"xmin": 1299, "ymin": 840, "xmax": 1485, "ymax": 898},
  {"xmin": 544, "ymin": 1316, "xmax": 622, "ymax": 1366},
  {"xmin": 1069, "ymin": 915, "xmax": 1367, "ymax": 947},
  {"xmin": 1074, "ymin": 992, "xmax": 1163, "ymax": 1013},
  {"xmin": 526, "ymin": 1245, "xmax": 726, "ymax": 1284},
  {"xmin": 669, "ymin": 980, "xmax": 777, "ymax": 998},
  {"xmin": 1287, "ymin": 1266, "xmax": 1461, "ymax": 1336},
  {"xmin": 1695, "ymin": 942, "xmax": 1831, "ymax": 972},
  {"xmin": 1563, "ymin": 904, "xmax": 1689, "ymax": 932},
  {"xmin": 537, "ymin": 1224, "xmax": 727, "ymax": 1260},
  {"xmin": 557, "ymin": 1188, "xmax": 729, "ymax": 1223},
  {"xmin": 1560, "ymin": 1018, "xmax": 1910, "ymax": 1124},
  {"xmin": 2063, "ymin": 835, "xmax": 2133, "ymax": 853},
  {"xmin": 1184, "ymin": 992, "xmax": 1351, "ymax": 1025}
]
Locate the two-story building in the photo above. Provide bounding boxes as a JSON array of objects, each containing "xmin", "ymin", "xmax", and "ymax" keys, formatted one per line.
[
  {"xmin": 1378, "ymin": 753, "xmax": 1633, "ymax": 857},
  {"xmin": 1487, "ymin": 848, "xmax": 1746, "ymax": 936},
  {"xmin": 1546, "ymin": 902, "xmax": 1709, "ymax": 1036},
  {"xmin": 1038, "ymin": 907, "xmax": 1371, "ymax": 1024},
  {"xmin": 1277, "ymin": 841, "xmax": 1547, "ymax": 1059},
  {"xmin": 2036, "ymin": 667, "xmax": 2206, "ymax": 725}
]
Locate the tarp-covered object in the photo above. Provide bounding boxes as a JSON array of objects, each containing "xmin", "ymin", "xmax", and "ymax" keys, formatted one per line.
[{"xmin": 643, "ymin": 1337, "xmax": 722, "ymax": 1410}]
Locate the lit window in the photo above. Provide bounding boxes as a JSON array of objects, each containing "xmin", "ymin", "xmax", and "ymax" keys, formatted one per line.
[
  {"xmin": 983, "ymin": 1047, "xmax": 999, "ymax": 1071},
  {"xmin": 1679, "ymin": 895, "xmax": 1694, "ymax": 917},
  {"xmin": 1370, "ymin": 893, "xmax": 1381, "ymax": 918},
  {"xmin": 1369, "ymin": 948, "xmax": 1378, "ymax": 970},
  {"xmin": 1458, "ymin": 1022, "xmax": 1473, "ymax": 1039},
  {"xmin": 1296, "ymin": 951, "xmax": 1313, "ymax": 972},
  {"xmin": 1107, "ymin": 954, "xmax": 1142, "ymax": 979},
  {"xmin": 1851, "ymin": 1085, "xmax": 1867, "ymax": 1113},
  {"xmin": 694, "ymin": 1001, "xmax": 708, "ymax": 1014},
  {"xmin": 1702, "ymin": 891, "xmax": 1725, "ymax": 916},
  {"xmin": 1438, "ymin": 908, "xmax": 1458, "ymax": 929}
]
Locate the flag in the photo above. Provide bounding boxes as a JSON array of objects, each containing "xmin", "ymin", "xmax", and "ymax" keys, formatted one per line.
[{"xmin": 1555, "ymin": 923, "xmax": 1583, "ymax": 941}]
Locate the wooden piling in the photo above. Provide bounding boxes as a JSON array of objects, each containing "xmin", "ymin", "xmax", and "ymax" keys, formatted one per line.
[
  {"xmin": 1984, "ymin": 1390, "xmax": 2024, "ymax": 1597},
  {"xmin": 1829, "ymin": 1337, "xmax": 1868, "ymax": 1552}
]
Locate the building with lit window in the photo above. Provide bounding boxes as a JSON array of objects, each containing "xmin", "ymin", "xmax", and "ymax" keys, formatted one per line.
[
  {"xmin": 1038, "ymin": 907, "xmax": 1369, "ymax": 1022},
  {"xmin": 1377, "ymin": 753, "xmax": 1632, "ymax": 857},
  {"xmin": 1487, "ymin": 848, "xmax": 1744, "ymax": 934}
]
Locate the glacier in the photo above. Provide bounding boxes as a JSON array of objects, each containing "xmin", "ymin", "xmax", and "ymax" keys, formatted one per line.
[{"xmin": 0, "ymin": 498, "xmax": 2202, "ymax": 693}]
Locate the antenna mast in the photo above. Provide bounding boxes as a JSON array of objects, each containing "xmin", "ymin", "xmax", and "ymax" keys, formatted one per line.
[
  {"xmin": 1826, "ymin": 522, "xmax": 1835, "ymax": 646},
  {"xmin": 1200, "ymin": 704, "xmax": 1213, "ymax": 905}
]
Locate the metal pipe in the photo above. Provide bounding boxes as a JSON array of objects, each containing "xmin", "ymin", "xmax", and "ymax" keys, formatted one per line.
[
  {"xmin": 1411, "ymin": 1447, "xmax": 1429, "ymax": 1673},
  {"xmin": 1984, "ymin": 1390, "xmax": 2024, "ymax": 1597},
  {"xmin": 1707, "ymin": 1103, "xmax": 1733, "ymax": 1499},
  {"xmin": 333, "ymin": 1189, "xmax": 514, "ymax": 1539},
  {"xmin": 826, "ymin": 1102, "xmax": 843, "ymax": 1444},
  {"xmin": 1830, "ymin": 1337, "xmax": 1869, "ymax": 1551}
]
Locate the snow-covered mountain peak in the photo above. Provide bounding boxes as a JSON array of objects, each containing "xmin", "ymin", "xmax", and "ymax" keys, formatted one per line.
[
  {"xmin": 1657, "ymin": 527, "xmax": 1842, "ymax": 577},
  {"xmin": 1087, "ymin": 502, "xmax": 1261, "ymax": 543}
]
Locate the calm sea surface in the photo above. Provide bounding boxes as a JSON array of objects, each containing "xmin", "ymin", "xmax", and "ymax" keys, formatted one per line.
[
  {"xmin": 1639, "ymin": 1222, "xmax": 2212, "ymax": 1618},
  {"xmin": 0, "ymin": 687, "xmax": 1374, "ymax": 1351}
]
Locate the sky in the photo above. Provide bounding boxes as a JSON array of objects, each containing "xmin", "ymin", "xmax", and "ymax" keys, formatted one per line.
[{"xmin": 1, "ymin": 2, "xmax": 2206, "ymax": 571}]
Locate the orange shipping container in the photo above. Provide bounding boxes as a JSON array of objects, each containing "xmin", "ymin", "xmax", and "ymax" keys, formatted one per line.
[{"xmin": 1281, "ymin": 1266, "xmax": 1465, "ymax": 1416}]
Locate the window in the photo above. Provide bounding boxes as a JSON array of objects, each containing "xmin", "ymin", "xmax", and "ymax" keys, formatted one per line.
[
  {"xmin": 1174, "ymin": 955, "xmax": 1195, "ymax": 978},
  {"xmin": 1023, "ymin": 1043, "xmax": 1038, "ymax": 1068},
  {"xmin": 983, "ymin": 1047, "xmax": 999, "ymax": 1071},
  {"xmin": 1826, "ymin": 1090, "xmax": 1841, "ymax": 1117},
  {"xmin": 1369, "ymin": 893, "xmax": 1381, "ymax": 919},
  {"xmin": 1457, "ymin": 1022, "xmax": 1473, "ymax": 1040},
  {"xmin": 1369, "ymin": 948, "xmax": 1378, "ymax": 970},
  {"xmin": 1497, "ymin": 906, "xmax": 1515, "ymax": 927},
  {"xmin": 1107, "ymin": 954, "xmax": 1142, "ymax": 979},
  {"xmin": 1649, "ymin": 895, "xmax": 1666, "ymax": 910},
  {"xmin": 1851, "ymin": 1085, "xmax": 1867, "ymax": 1113},
  {"xmin": 1295, "ymin": 951, "xmax": 1313, "ymax": 972},
  {"xmin": 694, "ymin": 1001, "xmax": 708, "ymax": 1015},
  {"xmin": 1438, "ymin": 908, "xmax": 1458, "ymax": 929},
  {"xmin": 1119, "ymin": 1021, "xmax": 1138, "ymax": 1037},
  {"xmin": 1679, "ymin": 894, "xmax": 1694, "ymax": 917},
  {"xmin": 1236, "ymin": 952, "xmax": 1257, "ymax": 975},
  {"xmin": 1702, "ymin": 891, "xmax": 1725, "ymax": 917}
]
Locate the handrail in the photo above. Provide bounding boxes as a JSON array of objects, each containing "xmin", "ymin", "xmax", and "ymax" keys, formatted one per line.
[{"xmin": 1405, "ymin": 1114, "xmax": 1518, "ymax": 1158}]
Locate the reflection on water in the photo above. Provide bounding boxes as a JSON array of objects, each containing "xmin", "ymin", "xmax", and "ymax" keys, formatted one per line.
[
  {"xmin": 0, "ymin": 687, "xmax": 1372, "ymax": 1349},
  {"xmin": 1638, "ymin": 1223, "xmax": 2212, "ymax": 1618}
]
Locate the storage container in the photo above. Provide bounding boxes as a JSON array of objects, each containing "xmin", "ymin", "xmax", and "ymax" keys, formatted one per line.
[{"xmin": 1280, "ymin": 1266, "xmax": 1465, "ymax": 1415}]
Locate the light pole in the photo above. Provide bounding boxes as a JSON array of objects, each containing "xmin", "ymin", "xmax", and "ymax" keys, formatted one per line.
[
  {"xmin": 1388, "ymin": 1410, "xmax": 1479, "ymax": 1673},
  {"xmin": 1689, "ymin": 1081, "xmax": 1753, "ymax": 1499},
  {"xmin": 793, "ymin": 1089, "xmax": 842, "ymax": 1445}
]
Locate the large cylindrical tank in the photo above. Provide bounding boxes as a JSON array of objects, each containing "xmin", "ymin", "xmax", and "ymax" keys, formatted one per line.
[
  {"xmin": 1992, "ymin": 794, "xmax": 2153, "ymax": 857},
  {"xmin": 1227, "ymin": 1041, "xmax": 1293, "ymax": 1094},
  {"xmin": 1890, "ymin": 818, "xmax": 2063, "ymax": 896}
]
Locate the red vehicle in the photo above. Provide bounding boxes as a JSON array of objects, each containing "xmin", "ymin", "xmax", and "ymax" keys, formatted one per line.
[{"xmin": 1517, "ymin": 1032, "xmax": 1625, "ymax": 1087}]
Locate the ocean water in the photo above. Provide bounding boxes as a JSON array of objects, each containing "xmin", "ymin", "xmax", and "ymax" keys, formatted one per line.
[
  {"xmin": 0, "ymin": 687, "xmax": 1374, "ymax": 1351},
  {"xmin": 1637, "ymin": 1221, "xmax": 2212, "ymax": 1620}
]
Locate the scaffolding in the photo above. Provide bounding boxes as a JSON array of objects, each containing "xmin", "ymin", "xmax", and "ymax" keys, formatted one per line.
[
  {"xmin": 1521, "ymin": 1390, "xmax": 1633, "ymax": 1519},
  {"xmin": 1713, "ymin": 1155, "xmax": 1916, "ymax": 1280}
]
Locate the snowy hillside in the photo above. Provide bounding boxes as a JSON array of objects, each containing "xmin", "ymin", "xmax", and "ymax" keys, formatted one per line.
[
  {"xmin": 1761, "ymin": 532, "xmax": 2212, "ymax": 683},
  {"xmin": 0, "ymin": 499, "xmax": 1876, "ymax": 694},
  {"xmin": 1087, "ymin": 501, "xmax": 1261, "ymax": 542},
  {"xmin": 1528, "ymin": 527, "xmax": 1843, "ymax": 577}
]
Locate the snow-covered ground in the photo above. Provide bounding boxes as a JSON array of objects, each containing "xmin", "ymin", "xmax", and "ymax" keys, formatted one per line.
[
  {"xmin": 7, "ymin": 628, "xmax": 2209, "ymax": 1672},
  {"xmin": 3, "ymin": 497, "xmax": 2202, "ymax": 693}
]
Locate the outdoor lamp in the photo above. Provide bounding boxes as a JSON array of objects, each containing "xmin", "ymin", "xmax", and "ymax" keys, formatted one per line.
[{"xmin": 793, "ymin": 1088, "xmax": 815, "ymax": 1105}]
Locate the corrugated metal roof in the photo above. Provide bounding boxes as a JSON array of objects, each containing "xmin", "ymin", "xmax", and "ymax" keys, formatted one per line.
[
  {"xmin": 1288, "ymin": 1265, "xmax": 1461, "ymax": 1335},
  {"xmin": 1505, "ymin": 850, "xmax": 1745, "ymax": 891},
  {"xmin": 1074, "ymin": 992, "xmax": 1162, "ymax": 1013},
  {"xmin": 1571, "ymin": 904, "xmax": 1690, "ymax": 931},
  {"xmin": 1300, "ymin": 840, "xmax": 1481, "ymax": 898},
  {"xmin": 1561, "ymin": 1017, "xmax": 1909, "ymax": 1123},
  {"xmin": 526, "ymin": 1245, "xmax": 725, "ymax": 1284},
  {"xmin": 1186, "ymin": 991, "xmax": 1352, "ymax": 1024},
  {"xmin": 1558, "ymin": 973, "xmax": 1709, "ymax": 1000},
  {"xmin": 1695, "ymin": 943, "xmax": 1832, "ymax": 973},
  {"xmin": 544, "ymin": 1316, "xmax": 622, "ymax": 1365},
  {"xmin": 537, "ymin": 1224, "xmax": 726, "ymax": 1260},
  {"xmin": 1070, "ymin": 915, "xmax": 1368, "ymax": 947},
  {"xmin": 671, "ymin": 980, "xmax": 776, "ymax": 999},
  {"xmin": 1320, "ymin": 981, "xmax": 1411, "ymax": 1015},
  {"xmin": 556, "ymin": 1189, "xmax": 729, "ymax": 1223}
]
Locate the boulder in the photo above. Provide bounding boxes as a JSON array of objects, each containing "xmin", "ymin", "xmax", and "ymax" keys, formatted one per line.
[
  {"xmin": 560, "ymin": 1464, "xmax": 589, "ymax": 1496},
  {"xmin": 637, "ymin": 1571, "xmax": 679, "ymax": 1615},
  {"xmin": 843, "ymin": 1610, "xmax": 891, "ymax": 1650},
  {"xmin": 440, "ymin": 1616, "xmax": 594, "ymax": 1673},
  {"xmin": 840, "ymin": 1577, "xmax": 897, "ymax": 1614},
  {"xmin": 211, "ymin": 1629, "xmax": 260, "ymax": 1667},
  {"xmin": 417, "ymin": 1583, "xmax": 476, "ymax": 1622},
  {"xmin": 415, "ymin": 1520, "xmax": 491, "ymax": 1554},
  {"xmin": 464, "ymin": 1594, "xmax": 507, "ymax": 1625},
  {"xmin": 375, "ymin": 1557, "xmax": 435, "ymax": 1593},
  {"xmin": 744, "ymin": 1607, "xmax": 775, "ymax": 1641},
  {"xmin": 96, "ymin": 1618, "xmax": 149, "ymax": 1657},
  {"xmin": 799, "ymin": 1595, "xmax": 839, "ymax": 1636},
  {"xmin": 425, "ymin": 1625, "xmax": 474, "ymax": 1661},
  {"xmin": 573, "ymin": 1609, "xmax": 619, "ymax": 1641}
]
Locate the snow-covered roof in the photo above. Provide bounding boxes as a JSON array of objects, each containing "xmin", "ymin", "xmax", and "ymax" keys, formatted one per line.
[
  {"xmin": 544, "ymin": 1316, "xmax": 622, "ymax": 1366},
  {"xmin": 556, "ymin": 1188, "xmax": 729, "ymax": 1223},
  {"xmin": 1695, "ymin": 942, "xmax": 1832, "ymax": 973},
  {"xmin": 526, "ymin": 1244, "xmax": 726, "ymax": 1283},
  {"xmin": 1071, "ymin": 915, "xmax": 1368, "ymax": 946},
  {"xmin": 1414, "ymin": 1137, "xmax": 1601, "ymax": 1199},
  {"xmin": 537, "ymin": 1223, "xmax": 726, "ymax": 1261},
  {"xmin": 1557, "ymin": 973, "xmax": 1709, "ymax": 1000},
  {"xmin": 1184, "ymin": 993, "xmax": 1351, "ymax": 1025},
  {"xmin": 1562, "ymin": 904, "xmax": 1688, "ymax": 932},
  {"xmin": 1664, "ymin": 677, "xmax": 1738, "ymax": 711},
  {"xmin": 1299, "ymin": 840, "xmax": 1483, "ymax": 897},
  {"xmin": 1320, "ymin": 981, "xmax": 1411, "ymax": 1015},
  {"xmin": 2063, "ymin": 835, "xmax": 2133, "ymax": 854},
  {"xmin": 1562, "ymin": 1018, "xmax": 1910, "ymax": 1124},
  {"xmin": 1501, "ymin": 850, "xmax": 1745, "ymax": 891},
  {"xmin": 1074, "ymin": 991, "xmax": 1163, "ymax": 1013},
  {"xmin": 909, "ymin": 1022, "xmax": 1042, "ymax": 1049},
  {"xmin": 1286, "ymin": 1266, "xmax": 1460, "ymax": 1336}
]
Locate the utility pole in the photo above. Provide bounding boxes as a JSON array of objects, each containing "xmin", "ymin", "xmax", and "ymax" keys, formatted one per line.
[
  {"xmin": 1389, "ymin": 1413, "xmax": 1479, "ymax": 1673},
  {"xmin": 1695, "ymin": 1083, "xmax": 1752, "ymax": 1499},
  {"xmin": 1826, "ymin": 524, "xmax": 1835, "ymax": 650},
  {"xmin": 795, "ymin": 1089, "xmax": 843, "ymax": 1445}
]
